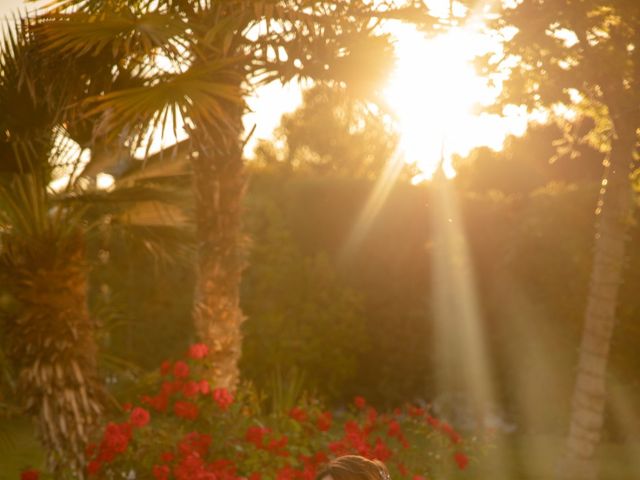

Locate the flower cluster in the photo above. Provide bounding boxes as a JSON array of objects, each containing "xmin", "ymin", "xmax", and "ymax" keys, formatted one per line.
[{"xmin": 70, "ymin": 345, "xmax": 477, "ymax": 480}]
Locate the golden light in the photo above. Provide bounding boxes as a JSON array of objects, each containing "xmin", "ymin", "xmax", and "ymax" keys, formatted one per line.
[{"xmin": 384, "ymin": 23, "xmax": 527, "ymax": 180}]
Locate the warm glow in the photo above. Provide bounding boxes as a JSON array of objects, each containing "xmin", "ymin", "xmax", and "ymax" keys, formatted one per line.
[{"xmin": 384, "ymin": 24, "xmax": 527, "ymax": 179}]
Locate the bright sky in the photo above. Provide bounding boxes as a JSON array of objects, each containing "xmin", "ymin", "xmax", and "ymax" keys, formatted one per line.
[{"xmin": 1, "ymin": 0, "xmax": 529, "ymax": 182}]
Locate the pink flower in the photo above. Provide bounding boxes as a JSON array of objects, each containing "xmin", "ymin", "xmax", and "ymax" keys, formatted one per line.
[
  {"xmin": 129, "ymin": 407, "xmax": 150, "ymax": 428},
  {"xmin": 188, "ymin": 343, "xmax": 209, "ymax": 359},
  {"xmin": 20, "ymin": 470, "xmax": 39, "ymax": 480}
]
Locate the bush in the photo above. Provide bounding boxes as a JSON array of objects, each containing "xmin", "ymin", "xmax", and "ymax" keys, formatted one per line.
[{"xmin": 43, "ymin": 345, "xmax": 479, "ymax": 480}]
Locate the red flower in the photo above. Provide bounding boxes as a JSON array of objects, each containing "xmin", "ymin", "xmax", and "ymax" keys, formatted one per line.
[
  {"xmin": 373, "ymin": 437, "xmax": 392, "ymax": 461},
  {"xmin": 454, "ymin": 452, "xmax": 469, "ymax": 470},
  {"xmin": 173, "ymin": 361, "xmax": 190, "ymax": 379},
  {"xmin": 426, "ymin": 415, "xmax": 440, "ymax": 428},
  {"xmin": 441, "ymin": 422, "xmax": 462, "ymax": 444},
  {"xmin": 102, "ymin": 422, "xmax": 131, "ymax": 456},
  {"xmin": 408, "ymin": 406, "xmax": 425, "ymax": 417},
  {"xmin": 179, "ymin": 432, "xmax": 212, "ymax": 456},
  {"xmin": 387, "ymin": 420, "xmax": 402, "ymax": 438},
  {"xmin": 209, "ymin": 458, "xmax": 237, "ymax": 480},
  {"xmin": 182, "ymin": 381, "xmax": 200, "ymax": 398},
  {"xmin": 129, "ymin": 407, "xmax": 150, "ymax": 428},
  {"xmin": 276, "ymin": 466, "xmax": 297, "ymax": 480},
  {"xmin": 367, "ymin": 407, "xmax": 378, "ymax": 425},
  {"xmin": 289, "ymin": 407, "xmax": 307, "ymax": 422},
  {"xmin": 122, "ymin": 402, "xmax": 132, "ymax": 412},
  {"xmin": 316, "ymin": 411, "xmax": 332, "ymax": 431},
  {"xmin": 173, "ymin": 453, "xmax": 206, "ymax": 480},
  {"xmin": 142, "ymin": 393, "xmax": 169, "ymax": 413},
  {"xmin": 397, "ymin": 463, "xmax": 408, "ymax": 476},
  {"xmin": 160, "ymin": 361, "xmax": 172, "ymax": 376},
  {"xmin": 354, "ymin": 396, "xmax": 367, "ymax": 409},
  {"xmin": 212, "ymin": 388, "xmax": 234, "ymax": 410},
  {"xmin": 20, "ymin": 469, "xmax": 39, "ymax": 480},
  {"xmin": 249, "ymin": 473, "xmax": 261, "ymax": 480},
  {"xmin": 161, "ymin": 451, "xmax": 175, "ymax": 463},
  {"xmin": 314, "ymin": 452, "xmax": 328, "ymax": 464},
  {"xmin": 413, "ymin": 476, "xmax": 426, "ymax": 480},
  {"xmin": 87, "ymin": 460, "xmax": 101, "ymax": 476},
  {"xmin": 153, "ymin": 464, "xmax": 170, "ymax": 480},
  {"xmin": 198, "ymin": 379, "xmax": 211, "ymax": 395},
  {"xmin": 188, "ymin": 343, "xmax": 209, "ymax": 359},
  {"xmin": 174, "ymin": 401, "xmax": 199, "ymax": 420},
  {"xmin": 267, "ymin": 435, "xmax": 290, "ymax": 457},
  {"xmin": 245, "ymin": 426, "xmax": 270, "ymax": 448}
]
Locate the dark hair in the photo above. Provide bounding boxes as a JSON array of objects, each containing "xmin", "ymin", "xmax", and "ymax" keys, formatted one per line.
[{"xmin": 315, "ymin": 455, "xmax": 390, "ymax": 480}]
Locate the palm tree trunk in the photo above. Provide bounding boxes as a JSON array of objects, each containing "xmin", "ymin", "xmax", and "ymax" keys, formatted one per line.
[
  {"xmin": 191, "ymin": 107, "xmax": 247, "ymax": 391},
  {"xmin": 558, "ymin": 125, "xmax": 637, "ymax": 480},
  {"xmin": 4, "ymin": 231, "xmax": 102, "ymax": 478}
]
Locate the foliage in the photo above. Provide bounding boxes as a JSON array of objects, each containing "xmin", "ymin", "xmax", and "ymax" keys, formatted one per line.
[
  {"xmin": 477, "ymin": 0, "xmax": 640, "ymax": 139},
  {"xmin": 254, "ymin": 85, "xmax": 402, "ymax": 180},
  {"xmin": 240, "ymin": 195, "xmax": 367, "ymax": 401},
  {"xmin": 35, "ymin": 0, "xmax": 431, "ymax": 152},
  {"xmin": 52, "ymin": 344, "xmax": 477, "ymax": 480}
]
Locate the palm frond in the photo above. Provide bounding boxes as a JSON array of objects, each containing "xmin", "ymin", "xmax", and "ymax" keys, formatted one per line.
[
  {"xmin": 0, "ymin": 14, "xmax": 59, "ymax": 175},
  {"xmin": 34, "ymin": 9, "xmax": 188, "ymax": 61},
  {"xmin": 83, "ymin": 59, "xmax": 245, "ymax": 149}
]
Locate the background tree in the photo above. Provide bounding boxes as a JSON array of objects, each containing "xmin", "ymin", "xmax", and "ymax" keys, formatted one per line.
[
  {"xmin": 39, "ymin": 0, "xmax": 435, "ymax": 390},
  {"xmin": 479, "ymin": 1, "xmax": 640, "ymax": 478},
  {"xmin": 255, "ymin": 84, "xmax": 400, "ymax": 179}
]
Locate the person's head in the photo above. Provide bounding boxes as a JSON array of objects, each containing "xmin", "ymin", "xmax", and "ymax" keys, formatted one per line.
[{"xmin": 315, "ymin": 456, "xmax": 390, "ymax": 480}]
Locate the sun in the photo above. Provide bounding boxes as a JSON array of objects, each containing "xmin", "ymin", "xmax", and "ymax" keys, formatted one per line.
[{"xmin": 384, "ymin": 24, "xmax": 526, "ymax": 180}]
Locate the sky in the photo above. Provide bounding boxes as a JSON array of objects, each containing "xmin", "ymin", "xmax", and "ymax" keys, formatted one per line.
[{"xmin": 0, "ymin": 0, "xmax": 529, "ymax": 179}]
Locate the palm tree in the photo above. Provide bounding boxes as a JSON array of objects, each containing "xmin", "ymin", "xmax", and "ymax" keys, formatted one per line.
[
  {"xmin": 37, "ymin": 0, "xmax": 434, "ymax": 389},
  {"xmin": 0, "ymin": 13, "xmax": 189, "ymax": 474},
  {"xmin": 0, "ymin": 176, "xmax": 103, "ymax": 476}
]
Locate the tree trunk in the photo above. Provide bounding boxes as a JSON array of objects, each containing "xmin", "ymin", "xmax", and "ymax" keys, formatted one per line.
[
  {"xmin": 191, "ymin": 107, "xmax": 247, "ymax": 391},
  {"xmin": 558, "ymin": 125, "xmax": 637, "ymax": 480},
  {"xmin": 3, "ymin": 231, "xmax": 102, "ymax": 478}
]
